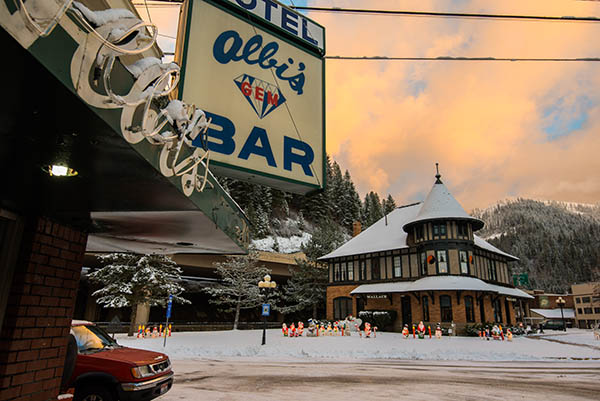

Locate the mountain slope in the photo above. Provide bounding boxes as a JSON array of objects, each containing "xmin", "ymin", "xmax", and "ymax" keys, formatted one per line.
[{"xmin": 473, "ymin": 199, "xmax": 600, "ymax": 293}]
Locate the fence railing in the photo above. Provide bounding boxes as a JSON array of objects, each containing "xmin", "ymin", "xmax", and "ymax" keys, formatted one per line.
[{"xmin": 95, "ymin": 321, "xmax": 282, "ymax": 334}]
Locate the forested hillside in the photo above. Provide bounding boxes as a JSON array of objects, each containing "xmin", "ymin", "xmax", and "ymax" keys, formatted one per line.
[
  {"xmin": 217, "ymin": 156, "xmax": 396, "ymax": 256},
  {"xmin": 473, "ymin": 199, "xmax": 600, "ymax": 293}
]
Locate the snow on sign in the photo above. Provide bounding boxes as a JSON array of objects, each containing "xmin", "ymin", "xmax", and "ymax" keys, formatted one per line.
[{"xmin": 177, "ymin": 0, "xmax": 325, "ymax": 194}]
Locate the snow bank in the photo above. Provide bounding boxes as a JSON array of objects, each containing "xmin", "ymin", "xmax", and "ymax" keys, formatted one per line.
[
  {"xmin": 116, "ymin": 329, "xmax": 600, "ymax": 362},
  {"xmin": 251, "ymin": 233, "xmax": 311, "ymax": 254}
]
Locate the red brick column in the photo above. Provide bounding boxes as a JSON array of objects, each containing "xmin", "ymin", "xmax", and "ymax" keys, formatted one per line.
[{"xmin": 0, "ymin": 217, "xmax": 87, "ymax": 401}]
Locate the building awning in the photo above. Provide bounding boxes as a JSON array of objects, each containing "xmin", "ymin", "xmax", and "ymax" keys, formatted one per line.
[
  {"xmin": 0, "ymin": 1, "xmax": 250, "ymax": 254},
  {"xmin": 530, "ymin": 308, "xmax": 575, "ymax": 319},
  {"xmin": 350, "ymin": 276, "xmax": 534, "ymax": 299}
]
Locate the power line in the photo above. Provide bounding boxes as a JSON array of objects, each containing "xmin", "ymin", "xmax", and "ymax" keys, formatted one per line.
[
  {"xmin": 291, "ymin": 6, "xmax": 600, "ymax": 23},
  {"xmin": 325, "ymin": 56, "xmax": 600, "ymax": 62}
]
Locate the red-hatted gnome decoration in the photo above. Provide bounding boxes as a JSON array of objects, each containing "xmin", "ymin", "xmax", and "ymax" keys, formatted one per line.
[
  {"xmin": 297, "ymin": 321, "xmax": 304, "ymax": 337},
  {"xmin": 282, "ymin": 323, "xmax": 288, "ymax": 337},
  {"xmin": 417, "ymin": 321, "xmax": 426, "ymax": 339},
  {"xmin": 402, "ymin": 324, "xmax": 410, "ymax": 339}
]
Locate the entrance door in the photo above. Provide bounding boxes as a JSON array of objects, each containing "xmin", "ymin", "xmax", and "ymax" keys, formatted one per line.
[{"xmin": 401, "ymin": 296, "xmax": 412, "ymax": 326}]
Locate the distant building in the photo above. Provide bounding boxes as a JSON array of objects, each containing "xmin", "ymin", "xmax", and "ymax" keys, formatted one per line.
[
  {"xmin": 524, "ymin": 290, "xmax": 575, "ymax": 328},
  {"xmin": 319, "ymin": 168, "xmax": 533, "ymax": 333},
  {"xmin": 571, "ymin": 282, "xmax": 600, "ymax": 328}
]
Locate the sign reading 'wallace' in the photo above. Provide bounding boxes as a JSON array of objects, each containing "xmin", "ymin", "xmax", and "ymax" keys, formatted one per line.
[{"xmin": 178, "ymin": 0, "xmax": 325, "ymax": 194}]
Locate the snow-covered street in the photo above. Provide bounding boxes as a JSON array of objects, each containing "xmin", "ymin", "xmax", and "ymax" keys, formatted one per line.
[
  {"xmin": 117, "ymin": 328, "xmax": 600, "ymax": 362},
  {"xmin": 117, "ymin": 329, "xmax": 600, "ymax": 400}
]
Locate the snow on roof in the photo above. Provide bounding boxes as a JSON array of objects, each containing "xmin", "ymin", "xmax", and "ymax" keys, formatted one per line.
[
  {"xmin": 318, "ymin": 201, "xmax": 517, "ymax": 261},
  {"xmin": 402, "ymin": 180, "xmax": 484, "ymax": 231},
  {"xmin": 318, "ymin": 203, "xmax": 421, "ymax": 260},
  {"xmin": 350, "ymin": 276, "xmax": 534, "ymax": 299},
  {"xmin": 473, "ymin": 235, "xmax": 519, "ymax": 261},
  {"xmin": 530, "ymin": 308, "xmax": 575, "ymax": 319}
]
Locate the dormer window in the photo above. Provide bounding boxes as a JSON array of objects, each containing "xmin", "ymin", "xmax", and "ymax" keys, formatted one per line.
[{"xmin": 433, "ymin": 223, "xmax": 446, "ymax": 237}]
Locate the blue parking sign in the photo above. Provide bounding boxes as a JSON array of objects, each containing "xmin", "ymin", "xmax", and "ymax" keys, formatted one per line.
[
  {"xmin": 166, "ymin": 295, "xmax": 173, "ymax": 319},
  {"xmin": 261, "ymin": 304, "xmax": 270, "ymax": 316}
]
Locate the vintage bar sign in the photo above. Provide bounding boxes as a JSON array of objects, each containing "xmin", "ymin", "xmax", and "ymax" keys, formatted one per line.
[
  {"xmin": 224, "ymin": 0, "xmax": 325, "ymax": 51},
  {"xmin": 177, "ymin": 0, "xmax": 325, "ymax": 194}
]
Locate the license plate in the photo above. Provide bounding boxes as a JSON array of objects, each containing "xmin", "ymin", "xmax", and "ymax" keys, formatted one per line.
[{"xmin": 159, "ymin": 382, "xmax": 169, "ymax": 394}]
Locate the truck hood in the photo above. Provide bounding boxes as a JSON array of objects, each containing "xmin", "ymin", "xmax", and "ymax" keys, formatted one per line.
[{"xmin": 84, "ymin": 346, "xmax": 169, "ymax": 366}]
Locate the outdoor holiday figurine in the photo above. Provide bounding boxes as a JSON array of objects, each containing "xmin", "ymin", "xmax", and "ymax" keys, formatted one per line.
[
  {"xmin": 506, "ymin": 329, "xmax": 513, "ymax": 342},
  {"xmin": 364, "ymin": 322, "xmax": 372, "ymax": 338},
  {"xmin": 355, "ymin": 324, "xmax": 362, "ymax": 338},
  {"xmin": 491, "ymin": 325, "xmax": 501, "ymax": 340},
  {"xmin": 320, "ymin": 323, "xmax": 326, "ymax": 336},
  {"xmin": 159, "ymin": 324, "xmax": 163, "ymax": 337},
  {"xmin": 402, "ymin": 324, "xmax": 410, "ymax": 339},
  {"xmin": 417, "ymin": 321, "xmax": 426, "ymax": 339},
  {"xmin": 333, "ymin": 321, "xmax": 339, "ymax": 335},
  {"xmin": 344, "ymin": 320, "xmax": 352, "ymax": 336},
  {"xmin": 435, "ymin": 324, "xmax": 442, "ymax": 339},
  {"xmin": 282, "ymin": 323, "xmax": 289, "ymax": 337},
  {"xmin": 307, "ymin": 320, "xmax": 317, "ymax": 337},
  {"xmin": 289, "ymin": 322, "xmax": 296, "ymax": 337},
  {"xmin": 152, "ymin": 326, "xmax": 158, "ymax": 338},
  {"xmin": 137, "ymin": 325, "xmax": 143, "ymax": 338},
  {"xmin": 326, "ymin": 322, "xmax": 332, "ymax": 335},
  {"xmin": 298, "ymin": 321, "xmax": 304, "ymax": 337}
]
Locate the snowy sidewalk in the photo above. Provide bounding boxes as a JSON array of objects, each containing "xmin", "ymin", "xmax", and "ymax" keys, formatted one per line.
[{"xmin": 116, "ymin": 329, "xmax": 600, "ymax": 362}]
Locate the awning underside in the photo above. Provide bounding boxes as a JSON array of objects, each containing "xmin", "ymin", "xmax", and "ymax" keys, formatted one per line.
[{"xmin": 350, "ymin": 276, "xmax": 534, "ymax": 299}]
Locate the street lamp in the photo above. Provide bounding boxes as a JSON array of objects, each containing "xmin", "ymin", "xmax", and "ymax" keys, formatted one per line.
[
  {"xmin": 258, "ymin": 274, "xmax": 276, "ymax": 345},
  {"xmin": 556, "ymin": 296, "xmax": 566, "ymax": 332}
]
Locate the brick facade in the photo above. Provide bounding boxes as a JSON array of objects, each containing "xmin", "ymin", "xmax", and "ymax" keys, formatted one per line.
[
  {"xmin": 0, "ymin": 217, "xmax": 87, "ymax": 401},
  {"xmin": 327, "ymin": 287, "xmax": 517, "ymax": 334}
]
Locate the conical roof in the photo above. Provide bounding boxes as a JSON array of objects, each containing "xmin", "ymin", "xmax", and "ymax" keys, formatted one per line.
[{"xmin": 402, "ymin": 172, "xmax": 484, "ymax": 232}]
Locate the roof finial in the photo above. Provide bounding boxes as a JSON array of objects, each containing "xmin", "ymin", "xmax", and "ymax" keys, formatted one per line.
[{"xmin": 435, "ymin": 163, "xmax": 442, "ymax": 184}]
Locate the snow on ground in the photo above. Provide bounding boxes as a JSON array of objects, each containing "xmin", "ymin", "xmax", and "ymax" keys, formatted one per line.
[
  {"xmin": 539, "ymin": 329, "xmax": 600, "ymax": 347},
  {"xmin": 116, "ymin": 328, "xmax": 600, "ymax": 362},
  {"xmin": 251, "ymin": 233, "xmax": 311, "ymax": 253}
]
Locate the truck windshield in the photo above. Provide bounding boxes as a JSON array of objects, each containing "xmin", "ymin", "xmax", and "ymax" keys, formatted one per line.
[{"xmin": 71, "ymin": 324, "xmax": 119, "ymax": 353}]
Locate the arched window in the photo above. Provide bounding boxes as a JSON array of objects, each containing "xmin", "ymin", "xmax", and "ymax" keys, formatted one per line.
[
  {"xmin": 440, "ymin": 295, "xmax": 453, "ymax": 322},
  {"xmin": 333, "ymin": 297, "xmax": 353, "ymax": 320},
  {"xmin": 464, "ymin": 296, "xmax": 475, "ymax": 322},
  {"xmin": 422, "ymin": 296, "xmax": 430, "ymax": 322}
]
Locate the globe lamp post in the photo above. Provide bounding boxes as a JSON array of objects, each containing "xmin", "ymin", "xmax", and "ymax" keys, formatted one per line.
[
  {"xmin": 258, "ymin": 274, "xmax": 276, "ymax": 345},
  {"xmin": 556, "ymin": 296, "xmax": 566, "ymax": 332}
]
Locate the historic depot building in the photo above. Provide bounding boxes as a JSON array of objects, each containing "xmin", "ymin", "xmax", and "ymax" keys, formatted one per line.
[{"xmin": 319, "ymin": 170, "xmax": 533, "ymax": 333}]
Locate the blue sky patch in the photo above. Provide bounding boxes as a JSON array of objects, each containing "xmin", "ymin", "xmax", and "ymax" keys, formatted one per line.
[{"xmin": 542, "ymin": 95, "xmax": 592, "ymax": 141}]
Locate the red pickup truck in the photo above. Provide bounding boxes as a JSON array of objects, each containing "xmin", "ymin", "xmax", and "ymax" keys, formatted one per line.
[{"xmin": 67, "ymin": 320, "xmax": 173, "ymax": 401}]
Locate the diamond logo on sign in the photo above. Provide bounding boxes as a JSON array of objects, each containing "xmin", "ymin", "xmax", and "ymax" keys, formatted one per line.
[{"xmin": 234, "ymin": 74, "xmax": 286, "ymax": 119}]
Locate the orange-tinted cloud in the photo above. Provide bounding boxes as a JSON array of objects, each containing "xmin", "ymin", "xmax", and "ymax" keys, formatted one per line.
[{"xmin": 312, "ymin": 0, "xmax": 600, "ymax": 210}]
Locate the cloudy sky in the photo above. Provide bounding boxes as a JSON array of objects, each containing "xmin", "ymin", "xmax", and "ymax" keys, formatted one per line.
[{"xmin": 138, "ymin": 0, "xmax": 600, "ymax": 211}]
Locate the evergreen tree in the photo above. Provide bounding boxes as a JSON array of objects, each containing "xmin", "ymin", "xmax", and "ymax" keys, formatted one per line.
[
  {"xmin": 382, "ymin": 194, "xmax": 397, "ymax": 215},
  {"xmin": 339, "ymin": 170, "xmax": 362, "ymax": 232},
  {"xmin": 301, "ymin": 220, "xmax": 348, "ymax": 261},
  {"xmin": 277, "ymin": 259, "xmax": 328, "ymax": 318},
  {"xmin": 89, "ymin": 253, "xmax": 189, "ymax": 336},
  {"xmin": 362, "ymin": 191, "xmax": 384, "ymax": 229},
  {"xmin": 203, "ymin": 253, "xmax": 273, "ymax": 329}
]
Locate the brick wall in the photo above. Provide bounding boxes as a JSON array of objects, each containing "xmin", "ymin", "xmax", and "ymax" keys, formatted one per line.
[
  {"xmin": 328, "ymin": 288, "xmax": 518, "ymax": 334},
  {"xmin": 0, "ymin": 217, "xmax": 87, "ymax": 401},
  {"xmin": 326, "ymin": 285, "xmax": 359, "ymax": 320}
]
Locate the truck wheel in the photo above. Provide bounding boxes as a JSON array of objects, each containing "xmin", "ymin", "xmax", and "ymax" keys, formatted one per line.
[{"xmin": 75, "ymin": 385, "xmax": 115, "ymax": 401}]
